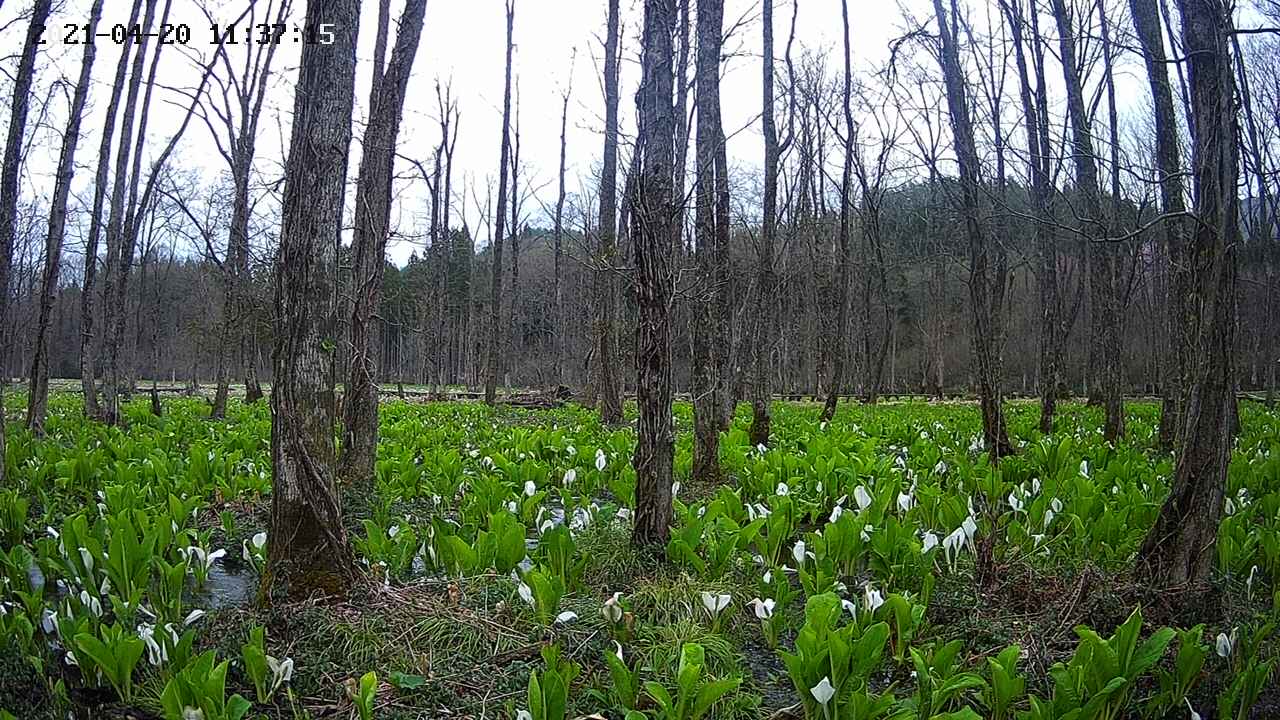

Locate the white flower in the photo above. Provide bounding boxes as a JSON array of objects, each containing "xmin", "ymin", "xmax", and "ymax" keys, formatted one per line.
[
  {"xmin": 602, "ymin": 592, "xmax": 624, "ymax": 623},
  {"xmin": 762, "ymin": 570, "xmax": 772, "ymax": 584},
  {"xmin": 1008, "ymin": 492, "xmax": 1024, "ymax": 513},
  {"xmin": 792, "ymin": 540, "xmax": 809, "ymax": 566},
  {"xmin": 1216, "ymin": 632, "xmax": 1233, "ymax": 658},
  {"xmin": 1079, "ymin": 460, "xmax": 1090, "ymax": 478},
  {"xmin": 671, "ymin": 482, "xmax": 681, "ymax": 498},
  {"xmin": 921, "ymin": 531, "xmax": 939, "ymax": 553},
  {"xmin": 268, "ymin": 655, "xmax": 294, "ymax": 689},
  {"xmin": 613, "ymin": 641, "xmax": 625, "ymax": 661},
  {"xmin": 749, "ymin": 598, "xmax": 776, "ymax": 619},
  {"xmin": 139, "ymin": 624, "xmax": 166, "ymax": 666},
  {"xmin": 853, "ymin": 486, "xmax": 872, "ymax": 511},
  {"xmin": 79, "ymin": 590, "xmax": 102, "ymax": 617},
  {"xmin": 1185, "ymin": 698, "xmax": 1202, "ymax": 720},
  {"xmin": 595, "ymin": 449, "xmax": 608, "ymax": 472},
  {"xmin": 516, "ymin": 711, "xmax": 533, "ymax": 720},
  {"xmin": 554, "ymin": 611, "xmax": 579, "ymax": 625},
  {"xmin": 700, "ymin": 591, "xmax": 732, "ymax": 618},
  {"xmin": 566, "ymin": 445, "xmax": 577, "ymax": 456},
  {"xmin": 841, "ymin": 598, "xmax": 857, "ymax": 616},
  {"xmin": 775, "ymin": 482, "xmax": 790, "ymax": 496},
  {"xmin": 524, "ymin": 480, "xmax": 537, "ymax": 497},
  {"xmin": 810, "ymin": 676, "xmax": 836, "ymax": 706},
  {"xmin": 388, "ymin": 525, "xmax": 400, "ymax": 538},
  {"xmin": 961, "ymin": 515, "xmax": 977, "ymax": 543},
  {"xmin": 518, "ymin": 582, "xmax": 534, "ymax": 607},
  {"xmin": 864, "ymin": 585, "xmax": 884, "ymax": 613},
  {"xmin": 615, "ymin": 507, "xmax": 632, "ymax": 522},
  {"xmin": 78, "ymin": 547, "xmax": 95, "ymax": 577},
  {"xmin": 829, "ymin": 505, "xmax": 844, "ymax": 523},
  {"xmin": 933, "ymin": 460, "xmax": 948, "ymax": 474},
  {"xmin": 183, "ymin": 609, "xmax": 205, "ymax": 626},
  {"xmin": 563, "ymin": 468, "xmax": 577, "ymax": 486},
  {"xmin": 252, "ymin": 532, "xmax": 267, "ymax": 550},
  {"xmin": 897, "ymin": 492, "xmax": 913, "ymax": 513}
]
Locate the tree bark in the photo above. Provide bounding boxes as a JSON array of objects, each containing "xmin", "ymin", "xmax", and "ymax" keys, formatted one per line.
[
  {"xmin": 693, "ymin": 0, "xmax": 728, "ymax": 479},
  {"xmin": 484, "ymin": 0, "xmax": 516, "ymax": 406},
  {"xmin": 1137, "ymin": 0, "xmax": 1239, "ymax": 592},
  {"xmin": 631, "ymin": 0, "xmax": 679, "ymax": 547},
  {"xmin": 821, "ymin": 0, "xmax": 856, "ymax": 423},
  {"xmin": 595, "ymin": 0, "xmax": 624, "ymax": 424},
  {"xmin": 266, "ymin": 0, "xmax": 363, "ymax": 601},
  {"xmin": 28, "ymin": 0, "xmax": 101, "ymax": 434},
  {"xmin": 553, "ymin": 84, "xmax": 570, "ymax": 388},
  {"xmin": 0, "ymin": 0, "xmax": 52, "ymax": 483},
  {"xmin": 930, "ymin": 0, "xmax": 1013, "ymax": 458},
  {"xmin": 340, "ymin": 0, "xmax": 427, "ymax": 486},
  {"xmin": 1050, "ymin": 0, "xmax": 1124, "ymax": 441}
]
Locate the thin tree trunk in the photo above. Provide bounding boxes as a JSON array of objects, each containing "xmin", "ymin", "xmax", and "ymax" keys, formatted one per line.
[
  {"xmin": 553, "ymin": 85, "xmax": 570, "ymax": 388},
  {"xmin": 1137, "ymin": 0, "xmax": 1239, "ymax": 593},
  {"xmin": 266, "ymin": 0, "xmax": 363, "ymax": 601},
  {"xmin": 28, "ymin": 0, "xmax": 103, "ymax": 434},
  {"xmin": 821, "ymin": 0, "xmax": 856, "ymax": 423},
  {"xmin": 484, "ymin": 0, "xmax": 516, "ymax": 406},
  {"xmin": 0, "ymin": 0, "xmax": 52, "ymax": 483},
  {"xmin": 1050, "ymin": 0, "xmax": 1123, "ymax": 441},
  {"xmin": 80, "ymin": 0, "xmax": 144, "ymax": 421},
  {"xmin": 632, "ymin": 0, "xmax": 679, "ymax": 547},
  {"xmin": 339, "ymin": 0, "xmax": 427, "ymax": 486},
  {"xmin": 596, "ymin": 0, "xmax": 624, "ymax": 424}
]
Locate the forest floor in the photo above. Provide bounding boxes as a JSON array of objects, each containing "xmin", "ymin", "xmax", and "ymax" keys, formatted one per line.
[{"xmin": 0, "ymin": 394, "xmax": 1278, "ymax": 719}]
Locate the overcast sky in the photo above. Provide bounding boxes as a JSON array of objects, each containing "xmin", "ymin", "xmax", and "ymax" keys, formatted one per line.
[{"xmin": 3, "ymin": 0, "xmax": 1152, "ymax": 266}]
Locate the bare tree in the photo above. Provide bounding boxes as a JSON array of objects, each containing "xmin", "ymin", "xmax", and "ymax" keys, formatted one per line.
[
  {"xmin": 821, "ymin": 0, "xmax": 856, "ymax": 422},
  {"xmin": 340, "ymin": 0, "xmax": 428, "ymax": 485},
  {"xmin": 930, "ymin": 0, "xmax": 1013, "ymax": 457},
  {"xmin": 266, "ymin": 0, "xmax": 363, "ymax": 599},
  {"xmin": 692, "ymin": 0, "xmax": 729, "ymax": 479},
  {"xmin": 27, "ymin": 0, "xmax": 102, "ymax": 434},
  {"xmin": 80, "ymin": 0, "xmax": 145, "ymax": 421},
  {"xmin": 1137, "ymin": 0, "xmax": 1240, "ymax": 593},
  {"xmin": 484, "ymin": 0, "xmax": 516, "ymax": 406},
  {"xmin": 553, "ymin": 69, "xmax": 573, "ymax": 387},
  {"xmin": 198, "ymin": 0, "xmax": 292, "ymax": 416},
  {"xmin": 595, "ymin": 0, "xmax": 624, "ymax": 424},
  {"xmin": 632, "ymin": 0, "xmax": 679, "ymax": 547},
  {"xmin": 0, "ymin": 0, "xmax": 52, "ymax": 483}
]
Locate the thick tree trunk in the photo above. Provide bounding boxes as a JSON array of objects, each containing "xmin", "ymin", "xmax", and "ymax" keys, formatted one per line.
[
  {"xmin": 596, "ymin": 0, "xmax": 624, "ymax": 424},
  {"xmin": 1137, "ymin": 0, "xmax": 1239, "ymax": 592},
  {"xmin": 28, "ymin": 0, "xmax": 101, "ymax": 434},
  {"xmin": 266, "ymin": 0, "xmax": 363, "ymax": 601},
  {"xmin": 340, "ymin": 0, "xmax": 426, "ymax": 486},
  {"xmin": 693, "ymin": 0, "xmax": 728, "ymax": 480},
  {"xmin": 631, "ymin": 0, "xmax": 679, "ymax": 547},
  {"xmin": 0, "ymin": 0, "xmax": 52, "ymax": 482},
  {"xmin": 80, "ymin": 0, "xmax": 144, "ymax": 421},
  {"xmin": 821, "ymin": 0, "xmax": 856, "ymax": 423},
  {"xmin": 484, "ymin": 1, "xmax": 516, "ymax": 406}
]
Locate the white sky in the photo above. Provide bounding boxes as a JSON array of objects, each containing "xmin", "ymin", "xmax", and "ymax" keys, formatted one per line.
[{"xmin": 2, "ymin": 0, "xmax": 1151, "ymax": 266}]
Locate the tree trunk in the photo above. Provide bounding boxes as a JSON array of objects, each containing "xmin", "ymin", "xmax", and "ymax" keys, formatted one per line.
[
  {"xmin": 80, "ymin": 0, "xmax": 144, "ymax": 421},
  {"xmin": 484, "ymin": 1, "xmax": 516, "ymax": 406},
  {"xmin": 1050, "ymin": 0, "xmax": 1124, "ymax": 441},
  {"xmin": 748, "ymin": 0, "xmax": 782, "ymax": 446},
  {"xmin": 266, "ymin": 0, "xmax": 363, "ymax": 601},
  {"xmin": 0, "ymin": 0, "xmax": 52, "ymax": 483},
  {"xmin": 596, "ymin": 0, "xmax": 624, "ymax": 425},
  {"xmin": 1137, "ymin": 0, "xmax": 1239, "ymax": 592},
  {"xmin": 28, "ymin": 0, "xmax": 102, "ymax": 434},
  {"xmin": 631, "ymin": 0, "xmax": 679, "ymax": 547},
  {"xmin": 553, "ymin": 85, "xmax": 570, "ymax": 388},
  {"xmin": 101, "ymin": 0, "xmax": 164, "ymax": 425},
  {"xmin": 340, "ymin": 0, "xmax": 427, "ymax": 486},
  {"xmin": 931, "ymin": 0, "xmax": 1013, "ymax": 458},
  {"xmin": 693, "ymin": 0, "xmax": 728, "ymax": 480},
  {"xmin": 821, "ymin": 0, "xmax": 856, "ymax": 423}
]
